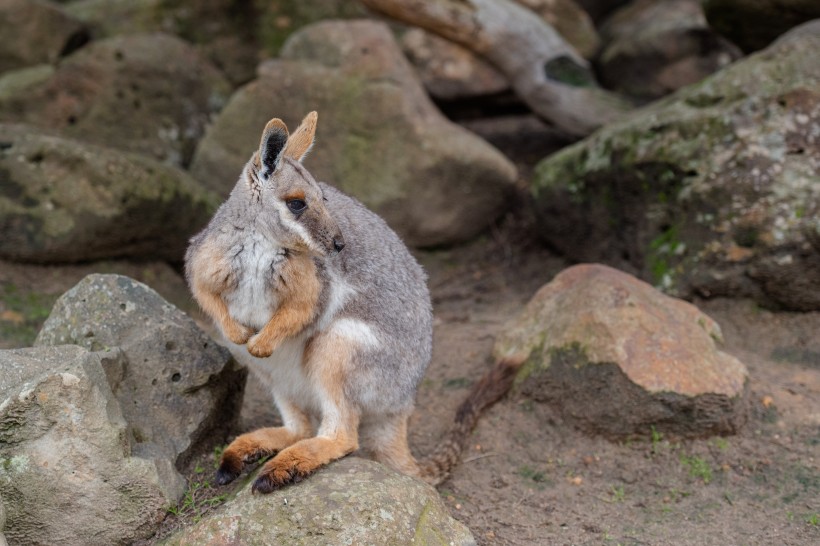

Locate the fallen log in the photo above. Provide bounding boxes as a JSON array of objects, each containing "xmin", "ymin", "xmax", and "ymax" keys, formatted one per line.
[{"xmin": 361, "ymin": 0, "xmax": 632, "ymax": 136}]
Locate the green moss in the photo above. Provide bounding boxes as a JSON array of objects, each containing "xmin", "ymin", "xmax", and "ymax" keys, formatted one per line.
[
  {"xmin": 0, "ymin": 283, "xmax": 58, "ymax": 347},
  {"xmin": 413, "ymin": 500, "xmax": 450, "ymax": 546},
  {"xmin": 543, "ymin": 56, "xmax": 597, "ymax": 88},
  {"xmin": 514, "ymin": 341, "xmax": 590, "ymax": 388},
  {"xmin": 647, "ymin": 224, "xmax": 682, "ymax": 284},
  {"xmin": 256, "ymin": 0, "xmax": 366, "ymax": 56}
]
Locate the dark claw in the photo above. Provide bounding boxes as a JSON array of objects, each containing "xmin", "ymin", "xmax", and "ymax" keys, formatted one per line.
[
  {"xmin": 216, "ymin": 456, "xmax": 242, "ymax": 486},
  {"xmin": 251, "ymin": 473, "xmax": 281, "ymax": 494}
]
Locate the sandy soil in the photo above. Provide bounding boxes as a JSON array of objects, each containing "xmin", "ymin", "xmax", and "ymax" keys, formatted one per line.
[{"xmin": 409, "ymin": 229, "xmax": 820, "ymax": 546}]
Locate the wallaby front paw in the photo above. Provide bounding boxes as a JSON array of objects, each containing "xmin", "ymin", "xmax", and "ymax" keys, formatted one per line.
[
  {"xmin": 247, "ymin": 333, "xmax": 276, "ymax": 358},
  {"xmin": 224, "ymin": 322, "xmax": 253, "ymax": 345}
]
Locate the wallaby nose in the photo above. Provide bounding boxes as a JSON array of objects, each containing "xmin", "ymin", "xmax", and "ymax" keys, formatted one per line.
[{"xmin": 333, "ymin": 238, "xmax": 345, "ymax": 253}]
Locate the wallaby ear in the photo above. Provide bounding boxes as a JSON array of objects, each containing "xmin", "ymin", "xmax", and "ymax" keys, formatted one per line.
[
  {"xmin": 283, "ymin": 111, "xmax": 318, "ymax": 162},
  {"xmin": 257, "ymin": 118, "xmax": 289, "ymax": 179}
]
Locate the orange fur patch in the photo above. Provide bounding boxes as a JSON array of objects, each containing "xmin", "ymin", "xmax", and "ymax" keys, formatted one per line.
[
  {"xmin": 246, "ymin": 253, "xmax": 321, "ymax": 357},
  {"xmin": 283, "ymin": 190, "xmax": 306, "ymax": 201},
  {"xmin": 188, "ymin": 240, "xmax": 252, "ymax": 344},
  {"xmin": 283, "ymin": 111, "xmax": 318, "ymax": 161}
]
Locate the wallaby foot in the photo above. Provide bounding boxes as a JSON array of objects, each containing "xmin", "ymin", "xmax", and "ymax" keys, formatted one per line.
[
  {"xmin": 216, "ymin": 424, "xmax": 309, "ymax": 485},
  {"xmin": 251, "ymin": 432, "xmax": 358, "ymax": 493}
]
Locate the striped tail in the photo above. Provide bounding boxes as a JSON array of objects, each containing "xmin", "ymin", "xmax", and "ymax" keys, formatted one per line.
[{"xmin": 419, "ymin": 355, "xmax": 527, "ymax": 485}]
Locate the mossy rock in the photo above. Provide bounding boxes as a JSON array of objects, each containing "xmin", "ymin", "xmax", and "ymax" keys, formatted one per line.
[
  {"xmin": 0, "ymin": 124, "xmax": 219, "ymax": 263},
  {"xmin": 162, "ymin": 457, "xmax": 475, "ymax": 546},
  {"xmin": 191, "ymin": 20, "xmax": 516, "ymax": 248},
  {"xmin": 532, "ymin": 21, "xmax": 820, "ymax": 310}
]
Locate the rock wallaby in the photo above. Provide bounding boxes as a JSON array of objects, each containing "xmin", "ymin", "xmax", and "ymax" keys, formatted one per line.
[{"xmin": 185, "ymin": 112, "xmax": 519, "ymax": 493}]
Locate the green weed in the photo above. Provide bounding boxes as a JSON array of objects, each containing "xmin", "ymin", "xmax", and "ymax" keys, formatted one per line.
[{"xmin": 681, "ymin": 455, "xmax": 713, "ymax": 484}]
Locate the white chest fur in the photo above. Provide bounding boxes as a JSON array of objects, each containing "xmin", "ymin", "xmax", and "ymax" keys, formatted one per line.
[{"xmin": 224, "ymin": 230, "xmax": 286, "ymax": 331}]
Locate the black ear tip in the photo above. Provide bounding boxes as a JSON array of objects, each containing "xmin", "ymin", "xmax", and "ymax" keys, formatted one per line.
[{"xmin": 259, "ymin": 122, "xmax": 289, "ymax": 172}]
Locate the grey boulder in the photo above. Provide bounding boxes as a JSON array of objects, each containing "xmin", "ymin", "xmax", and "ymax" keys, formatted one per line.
[
  {"xmin": 191, "ymin": 19, "xmax": 517, "ymax": 248},
  {"xmin": 35, "ymin": 274, "xmax": 247, "ymax": 472},
  {"xmin": 0, "ymin": 33, "xmax": 231, "ymax": 167},
  {"xmin": 0, "ymin": 124, "xmax": 219, "ymax": 263},
  {"xmin": 1, "ymin": 345, "xmax": 173, "ymax": 545},
  {"xmin": 163, "ymin": 457, "xmax": 476, "ymax": 546},
  {"xmin": 0, "ymin": 0, "xmax": 89, "ymax": 73}
]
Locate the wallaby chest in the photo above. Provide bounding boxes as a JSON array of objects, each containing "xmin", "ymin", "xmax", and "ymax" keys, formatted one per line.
[{"xmin": 224, "ymin": 230, "xmax": 286, "ymax": 330}]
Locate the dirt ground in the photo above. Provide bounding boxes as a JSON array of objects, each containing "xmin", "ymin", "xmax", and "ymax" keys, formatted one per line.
[
  {"xmin": 405, "ymin": 227, "xmax": 820, "ymax": 546},
  {"xmin": 2, "ymin": 216, "xmax": 819, "ymax": 545}
]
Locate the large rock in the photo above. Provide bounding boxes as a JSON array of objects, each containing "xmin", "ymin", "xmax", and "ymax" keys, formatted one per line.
[
  {"xmin": 35, "ymin": 274, "xmax": 247, "ymax": 470},
  {"xmin": 495, "ymin": 264, "xmax": 749, "ymax": 437},
  {"xmin": 532, "ymin": 21, "xmax": 820, "ymax": 310},
  {"xmin": 597, "ymin": 0, "xmax": 741, "ymax": 100},
  {"xmin": 191, "ymin": 20, "xmax": 517, "ymax": 248},
  {"xmin": 0, "ymin": 33, "xmax": 231, "ymax": 167},
  {"xmin": 400, "ymin": 28, "xmax": 510, "ymax": 101},
  {"xmin": 0, "ymin": 345, "xmax": 173, "ymax": 545},
  {"xmin": 703, "ymin": 0, "xmax": 820, "ymax": 53},
  {"xmin": 0, "ymin": 124, "xmax": 219, "ymax": 263},
  {"xmin": 0, "ymin": 0, "xmax": 89, "ymax": 73},
  {"xmin": 163, "ymin": 457, "xmax": 476, "ymax": 546}
]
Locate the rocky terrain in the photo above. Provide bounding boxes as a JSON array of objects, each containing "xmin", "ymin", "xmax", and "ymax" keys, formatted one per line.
[{"xmin": 1, "ymin": 1, "xmax": 818, "ymax": 544}]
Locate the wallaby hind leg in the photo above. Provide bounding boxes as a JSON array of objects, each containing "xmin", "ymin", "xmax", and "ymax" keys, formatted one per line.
[
  {"xmin": 216, "ymin": 399, "xmax": 312, "ymax": 485},
  {"xmin": 252, "ymin": 331, "xmax": 360, "ymax": 493},
  {"xmin": 363, "ymin": 413, "xmax": 421, "ymax": 477}
]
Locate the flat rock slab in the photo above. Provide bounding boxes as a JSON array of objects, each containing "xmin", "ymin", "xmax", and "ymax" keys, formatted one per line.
[
  {"xmin": 0, "ymin": 345, "xmax": 172, "ymax": 545},
  {"xmin": 495, "ymin": 264, "xmax": 749, "ymax": 438},
  {"xmin": 191, "ymin": 19, "xmax": 516, "ymax": 248},
  {"xmin": 163, "ymin": 457, "xmax": 476, "ymax": 546},
  {"xmin": 35, "ymin": 274, "xmax": 246, "ymax": 470}
]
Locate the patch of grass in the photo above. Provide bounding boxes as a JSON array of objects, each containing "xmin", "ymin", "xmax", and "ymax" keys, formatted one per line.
[
  {"xmin": 681, "ymin": 455, "xmax": 713, "ymax": 484},
  {"xmin": 650, "ymin": 425, "xmax": 664, "ymax": 455},
  {"xmin": 0, "ymin": 283, "xmax": 58, "ymax": 346},
  {"xmin": 212, "ymin": 445, "xmax": 225, "ymax": 469},
  {"xmin": 610, "ymin": 485, "xmax": 626, "ymax": 502},
  {"xmin": 165, "ymin": 479, "xmax": 227, "ymax": 523},
  {"xmin": 805, "ymin": 513, "xmax": 819, "ymax": 526},
  {"xmin": 519, "ymin": 399, "xmax": 535, "ymax": 413},
  {"xmin": 442, "ymin": 377, "xmax": 472, "ymax": 389},
  {"xmin": 516, "ymin": 465, "xmax": 550, "ymax": 485},
  {"xmin": 711, "ymin": 438, "xmax": 729, "ymax": 451}
]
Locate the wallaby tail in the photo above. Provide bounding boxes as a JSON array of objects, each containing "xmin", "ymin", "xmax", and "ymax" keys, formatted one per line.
[{"xmin": 419, "ymin": 354, "xmax": 527, "ymax": 486}]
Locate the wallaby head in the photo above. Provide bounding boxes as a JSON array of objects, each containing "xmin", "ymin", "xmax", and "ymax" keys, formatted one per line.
[{"xmin": 240, "ymin": 111, "xmax": 345, "ymax": 256}]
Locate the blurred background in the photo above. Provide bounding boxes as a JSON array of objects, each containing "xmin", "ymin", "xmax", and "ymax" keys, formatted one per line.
[{"xmin": 1, "ymin": 0, "xmax": 818, "ymax": 346}]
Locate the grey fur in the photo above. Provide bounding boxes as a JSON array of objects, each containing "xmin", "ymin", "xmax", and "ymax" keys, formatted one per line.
[{"xmin": 185, "ymin": 148, "xmax": 432, "ymax": 442}]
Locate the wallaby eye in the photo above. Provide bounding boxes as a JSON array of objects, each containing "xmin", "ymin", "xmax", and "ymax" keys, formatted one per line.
[{"xmin": 286, "ymin": 199, "xmax": 307, "ymax": 214}]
